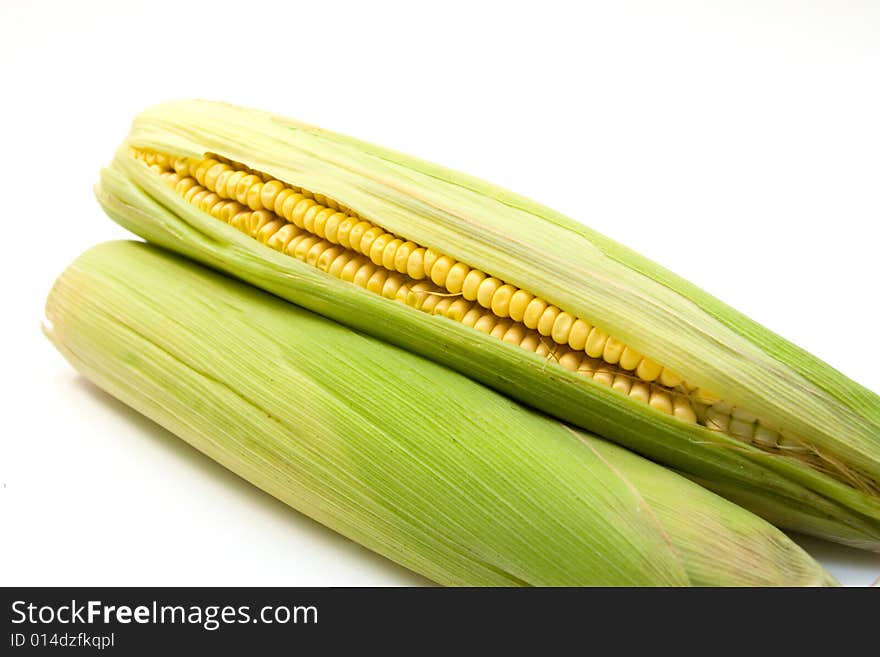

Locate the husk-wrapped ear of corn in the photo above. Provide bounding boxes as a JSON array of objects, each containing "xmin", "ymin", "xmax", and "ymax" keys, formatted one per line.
[
  {"xmin": 95, "ymin": 100, "xmax": 880, "ymax": 550},
  {"xmin": 44, "ymin": 241, "xmax": 835, "ymax": 586}
]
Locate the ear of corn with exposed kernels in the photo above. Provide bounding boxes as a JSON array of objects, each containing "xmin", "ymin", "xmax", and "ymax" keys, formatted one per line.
[
  {"xmin": 43, "ymin": 240, "xmax": 837, "ymax": 586},
  {"xmin": 95, "ymin": 100, "xmax": 880, "ymax": 549}
]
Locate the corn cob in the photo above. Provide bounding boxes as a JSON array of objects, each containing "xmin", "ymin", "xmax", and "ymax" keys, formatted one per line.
[
  {"xmin": 44, "ymin": 241, "xmax": 836, "ymax": 586},
  {"xmin": 96, "ymin": 100, "xmax": 880, "ymax": 549}
]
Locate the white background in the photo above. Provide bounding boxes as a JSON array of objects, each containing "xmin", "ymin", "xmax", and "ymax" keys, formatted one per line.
[{"xmin": 1, "ymin": 0, "xmax": 878, "ymax": 586}]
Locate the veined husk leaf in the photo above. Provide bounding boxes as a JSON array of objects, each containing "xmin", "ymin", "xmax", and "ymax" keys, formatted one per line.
[
  {"xmin": 96, "ymin": 100, "xmax": 880, "ymax": 549},
  {"xmin": 44, "ymin": 241, "xmax": 835, "ymax": 586}
]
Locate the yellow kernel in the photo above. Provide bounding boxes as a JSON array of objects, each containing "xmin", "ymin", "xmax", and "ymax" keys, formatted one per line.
[
  {"xmin": 246, "ymin": 180, "xmax": 264, "ymax": 210},
  {"xmin": 197, "ymin": 192, "xmax": 220, "ymax": 212},
  {"xmin": 369, "ymin": 233, "xmax": 394, "ymax": 265},
  {"xmin": 355, "ymin": 226, "xmax": 385, "ymax": 257},
  {"xmin": 584, "ymin": 327, "xmax": 609, "ymax": 358},
  {"xmin": 618, "ymin": 346, "xmax": 642, "ymax": 371},
  {"xmin": 534, "ymin": 340, "xmax": 552, "ymax": 357},
  {"xmin": 550, "ymin": 312, "xmax": 574, "ymax": 345},
  {"xmin": 404, "ymin": 283, "xmax": 433, "ymax": 309},
  {"xmin": 183, "ymin": 185, "xmax": 204, "ymax": 203},
  {"xmin": 673, "ymin": 397, "xmax": 697, "ymax": 423},
  {"xmin": 316, "ymin": 246, "xmax": 345, "ymax": 272},
  {"xmin": 461, "ymin": 270, "xmax": 487, "ymax": 301},
  {"xmin": 334, "ymin": 216, "xmax": 358, "ymax": 248},
  {"xmin": 272, "ymin": 188, "xmax": 294, "ymax": 216},
  {"xmin": 507, "ymin": 290, "xmax": 534, "ymax": 323},
  {"xmin": 381, "ymin": 274, "xmax": 407, "ymax": 300},
  {"xmin": 260, "ymin": 180, "xmax": 285, "ymax": 211},
  {"xmin": 407, "ymin": 248, "xmax": 428, "ymax": 279},
  {"xmin": 418, "ymin": 291, "xmax": 442, "ymax": 314},
  {"xmin": 291, "ymin": 235, "xmax": 321, "ymax": 261},
  {"xmin": 444, "ymin": 299, "xmax": 472, "ymax": 322},
  {"xmin": 250, "ymin": 210, "xmax": 274, "ymax": 235},
  {"xmin": 476, "ymin": 277, "xmax": 503, "ymax": 309},
  {"xmin": 175, "ymin": 177, "xmax": 197, "ymax": 195},
  {"xmin": 381, "ymin": 239, "xmax": 404, "ymax": 271},
  {"xmin": 352, "ymin": 262, "xmax": 378, "ymax": 288},
  {"xmin": 312, "ymin": 207, "xmax": 335, "ymax": 238},
  {"xmin": 229, "ymin": 210, "xmax": 248, "ymax": 229},
  {"xmin": 347, "ymin": 221, "xmax": 374, "ymax": 253},
  {"xmin": 266, "ymin": 224, "xmax": 300, "ymax": 252},
  {"xmin": 235, "ymin": 174, "xmax": 261, "ymax": 205},
  {"xmin": 473, "ymin": 314, "xmax": 497, "ymax": 334},
  {"xmin": 256, "ymin": 220, "xmax": 284, "ymax": 244},
  {"xmin": 285, "ymin": 234, "xmax": 311, "ymax": 257},
  {"xmin": 519, "ymin": 334, "xmax": 541, "ymax": 352},
  {"xmin": 536, "ymin": 306, "xmax": 560, "ymax": 337},
  {"xmin": 193, "ymin": 158, "xmax": 218, "ymax": 185},
  {"xmin": 366, "ymin": 268, "xmax": 390, "ymax": 295},
  {"xmin": 490, "ymin": 320, "xmax": 512, "ymax": 340},
  {"xmin": 430, "ymin": 256, "xmax": 456, "ymax": 287},
  {"xmin": 204, "ymin": 163, "xmax": 228, "ymax": 191},
  {"xmin": 211, "ymin": 168, "xmax": 231, "ymax": 197},
  {"xmin": 172, "ymin": 156, "xmax": 189, "ymax": 175},
  {"xmin": 323, "ymin": 212, "xmax": 346, "ymax": 244},
  {"xmin": 593, "ymin": 367, "xmax": 615, "ymax": 387},
  {"xmin": 394, "ymin": 242, "xmax": 417, "ymax": 275},
  {"xmin": 394, "ymin": 283, "xmax": 412, "ymax": 303},
  {"xmin": 567, "ymin": 319, "xmax": 591, "ymax": 351},
  {"xmin": 190, "ymin": 189, "xmax": 210, "ymax": 206},
  {"xmin": 217, "ymin": 201, "xmax": 241, "ymax": 223},
  {"xmin": 522, "ymin": 298, "xmax": 548, "ymax": 330},
  {"xmin": 636, "ymin": 358, "xmax": 663, "ymax": 382},
  {"xmin": 649, "ymin": 390, "xmax": 674, "ymax": 415},
  {"xmin": 612, "ymin": 374, "xmax": 632, "ymax": 395},
  {"xmin": 629, "ymin": 382, "xmax": 650, "ymax": 405},
  {"xmin": 423, "ymin": 248, "xmax": 440, "ymax": 275},
  {"xmin": 290, "ymin": 198, "xmax": 315, "ymax": 228},
  {"xmin": 304, "ymin": 240, "xmax": 329, "ymax": 267},
  {"xmin": 431, "ymin": 297, "xmax": 455, "ymax": 316},
  {"xmin": 280, "ymin": 193, "xmax": 304, "ymax": 223},
  {"xmin": 339, "ymin": 256, "xmax": 367, "ymax": 282},
  {"xmin": 444, "ymin": 263, "xmax": 470, "ymax": 294},
  {"xmin": 490, "ymin": 285, "xmax": 517, "ymax": 318},
  {"xmin": 460, "ymin": 308, "xmax": 484, "ymax": 328},
  {"xmin": 602, "ymin": 337, "xmax": 625, "ymax": 365},
  {"xmin": 558, "ymin": 351, "xmax": 581, "ymax": 372},
  {"xmin": 327, "ymin": 249, "xmax": 351, "ymax": 278},
  {"xmin": 302, "ymin": 204, "xmax": 325, "ymax": 235},
  {"xmin": 577, "ymin": 359, "xmax": 597, "ymax": 377},
  {"xmin": 501, "ymin": 324, "xmax": 527, "ymax": 345},
  {"xmin": 659, "ymin": 369, "xmax": 684, "ymax": 388}
]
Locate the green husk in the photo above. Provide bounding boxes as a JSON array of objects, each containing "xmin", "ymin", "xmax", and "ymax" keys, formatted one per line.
[
  {"xmin": 44, "ymin": 241, "xmax": 835, "ymax": 586},
  {"xmin": 96, "ymin": 99, "xmax": 880, "ymax": 549}
]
